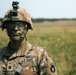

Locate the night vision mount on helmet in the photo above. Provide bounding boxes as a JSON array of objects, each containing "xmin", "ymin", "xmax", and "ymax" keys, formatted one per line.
[
  {"xmin": 12, "ymin": 1, "xmax": 19, "ymax": 16},
  {"xmin": 2, "ymin": 1, "xmax": 33, "ymax": 30}
]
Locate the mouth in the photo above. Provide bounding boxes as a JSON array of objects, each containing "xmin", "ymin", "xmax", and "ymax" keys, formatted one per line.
[
  {"xmin": 12, "ymin": 34, "xmax": 21, "ymax": 36},
  {"xmin": 10, "ymin": 33, "xmax": 21, "ymax": 36}
]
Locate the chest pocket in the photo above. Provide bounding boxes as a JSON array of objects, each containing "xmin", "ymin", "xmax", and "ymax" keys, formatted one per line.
[
  {"xmin": 1, "ymin": 55, "xmax": 38, "ymax": 75},
  {"xmin": 6, "ymin": 61, "xmax": 18, "ymax": 75},
  {"xmin": 0, "ymin": 57, "xmax": 22, "ymax": 75},
  {"xmin": 20, "ymin": 55, "xmax": 38, "ymax": 75},
  {"xmin": 0, "ymin": 60, "xmax": 18, "ymax": 75}
]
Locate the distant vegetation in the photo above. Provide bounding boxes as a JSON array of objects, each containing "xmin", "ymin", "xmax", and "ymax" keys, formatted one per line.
[
  {"xmin": 0, "ymin": 18, "xmax": 3, "ymax": 22},
  {"xmin": 32, "ymin": 18, "xmax": 76, "ymax": 22},
  {"xmin": 0, "ymin": 18, "xmax": 76, "ymax": 23}
]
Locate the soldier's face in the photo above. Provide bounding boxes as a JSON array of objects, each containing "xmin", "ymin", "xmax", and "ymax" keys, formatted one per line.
[{"xmin": 5, "ymin": 21, "xmax": 28, "ymax": 41}]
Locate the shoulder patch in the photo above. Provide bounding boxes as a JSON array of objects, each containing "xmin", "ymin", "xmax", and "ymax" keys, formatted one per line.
[{"xmin": 50, "ymin": 64, "xmax": 55, "ymax": 73}]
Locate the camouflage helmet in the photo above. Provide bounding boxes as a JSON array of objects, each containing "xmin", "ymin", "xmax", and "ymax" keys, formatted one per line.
[{"xmin": 2, "ymin": 8, "xmax": 33, "ymax": 30}]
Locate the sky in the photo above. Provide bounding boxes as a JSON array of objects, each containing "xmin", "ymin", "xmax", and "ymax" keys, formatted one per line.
[{"xmin": 0, "ymin": 0, "xmax": 76, "ymax": 18}]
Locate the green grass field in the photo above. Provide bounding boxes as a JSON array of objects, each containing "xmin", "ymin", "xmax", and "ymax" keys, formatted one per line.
[{"xmin": 0, "ymin": 20, "xmax": 76, "ymax": 75}]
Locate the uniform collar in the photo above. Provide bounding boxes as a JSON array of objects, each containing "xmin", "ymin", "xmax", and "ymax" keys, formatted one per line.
[{"xmin": 3, "ymin": 41, "xmax": 30, "ymax": 60}]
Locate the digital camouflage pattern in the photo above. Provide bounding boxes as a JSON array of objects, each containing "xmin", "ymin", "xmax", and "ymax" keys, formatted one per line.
[
  {"xmin": 0, "ymin": 41, "xmax": 57, "ymax": 75},
  {"xmin": 2, "ymin": 8, "xmax": 33, "ymax": 30}
]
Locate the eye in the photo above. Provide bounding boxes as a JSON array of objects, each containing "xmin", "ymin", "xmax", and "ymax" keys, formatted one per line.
[
  {"xmin": 5, "ymin": 21, "xmax": 15, "ymax": 29},
  {"xmin": 18, "ymin": 24, "xmax": 24, "ymax": 27},
  {"xmin": 18, "ymin": 22, "xmax": 27, "ymax": 27}
]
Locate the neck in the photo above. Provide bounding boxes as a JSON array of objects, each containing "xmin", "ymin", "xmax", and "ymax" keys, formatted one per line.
[{"xmin": 9, "ymin": 39, "xmax": 27, "ymax": 49}]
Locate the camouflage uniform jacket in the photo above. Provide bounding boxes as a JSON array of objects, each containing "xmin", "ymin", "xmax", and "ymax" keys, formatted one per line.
[{"xmin": 0, "ymin": 41, "xmax": 57, "ymax": 75}]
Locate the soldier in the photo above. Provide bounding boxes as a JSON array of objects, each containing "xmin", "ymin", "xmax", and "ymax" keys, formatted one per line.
[{"xmin": 0, "ymin": 1, "xmax": 58, "ymax": 75}]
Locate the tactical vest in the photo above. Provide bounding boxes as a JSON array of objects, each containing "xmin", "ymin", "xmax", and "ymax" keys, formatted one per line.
[{"xmin": 0, "ymin": 46, "xmax": 47, "ymax": 75}]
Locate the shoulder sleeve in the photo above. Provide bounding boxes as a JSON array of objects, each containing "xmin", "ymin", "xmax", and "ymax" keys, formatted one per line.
[
  {"xmin": 47, "ymin": 54, "xmax": 58, "ymax": 75},
  {"xmin": 38, "ymin": 47, "xmax": 58, "ymax": 75}
]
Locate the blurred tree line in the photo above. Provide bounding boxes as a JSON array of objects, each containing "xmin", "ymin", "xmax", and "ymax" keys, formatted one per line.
[
  {"xmin": 0, "ymin": 18, "xmax": 3, "ymax": 22},
  {"xmin": 32, "ymin": 18, "xmax": 76, "ymax": 22},
  {"xmin": 0, "ymin": 18, "xmax": 76, "ymax": 23}
]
